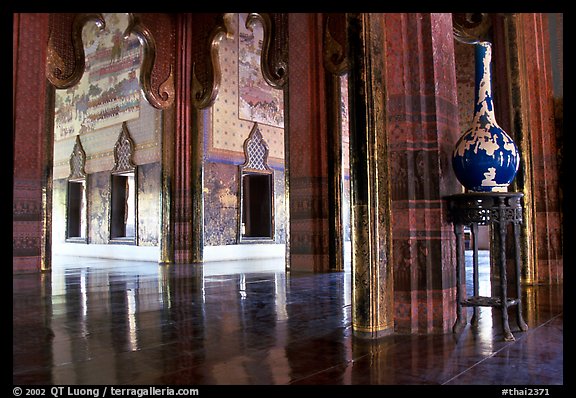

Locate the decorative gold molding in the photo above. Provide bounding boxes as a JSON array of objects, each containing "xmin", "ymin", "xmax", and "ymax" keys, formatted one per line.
[
  {"xmin": 506, "ymin": 14, "xmax": 536, "ymax": 284},
  {"xmin": 126, "ymin": 14, "xmax": 175, "ymax": 110},
  {"xmin": 46, "ymin": 13, "xmax": 105, "ymax": 89},
  {"xmin": 192, "ymin": 13, "xmax": 234, "ymax": 109},
  {"xmin": 323, "ymin": 16, "xmax": 349, "ymax": 76},
  {"xmin": 245, "ymin": 13, "xmax": 287, "ymax": 89}
]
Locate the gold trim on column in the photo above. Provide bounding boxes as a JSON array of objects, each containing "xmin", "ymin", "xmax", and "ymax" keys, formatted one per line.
[
  {"xmin": 41, "ymin": 83, "xmax": 56, "ymax": 272},
  {"xmin": 323, "ymin": 15, "xmax": 349, "ymax": 272},
  {"xmin": 324, "ymin": 15, "xmax": 350, "ymax": 76},
  {"xmin": 283, "ymin": 104, "xmax": 291, "ymax": 271},
  {"xmin": 326, "ymin": 73, "xmax": 344, "ymax": 272},
  {"xmin": 190, "ymin": 107, "xmax": 205, "ymax": 263},
  {"xmin": 504, "ymin": 14, "xmax": 536, "ymax": 285},
  {"xmin": 46, "ymin": 13, "xmax": 105, "ymax": 89},
  {"xmin": 347, "ymin": 13, "xmax": 394, "ymax": 338},
  {"xmin": 160, "ymin": 107, "xmax": 175, "ymax": 264}
]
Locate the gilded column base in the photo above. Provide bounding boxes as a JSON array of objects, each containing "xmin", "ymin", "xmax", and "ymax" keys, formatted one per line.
[{"xmin": 353, "ymin": 324, "xmax": 394, "ymax": 340}]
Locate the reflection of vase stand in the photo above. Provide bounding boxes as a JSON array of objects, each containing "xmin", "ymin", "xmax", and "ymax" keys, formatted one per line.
[{"xmin": 446, "ymin": 192, "xmax": 529, "ymax": 342}]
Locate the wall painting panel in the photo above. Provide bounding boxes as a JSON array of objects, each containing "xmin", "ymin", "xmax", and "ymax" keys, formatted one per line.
[{"xmin": 54, "ymin": 13, "xmax": 142, "ymax": 140}]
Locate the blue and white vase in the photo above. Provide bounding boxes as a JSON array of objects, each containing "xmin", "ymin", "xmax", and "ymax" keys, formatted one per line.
[{"xmin": 452, "ymin": 41, "xmax": 519, "ymax": 192}]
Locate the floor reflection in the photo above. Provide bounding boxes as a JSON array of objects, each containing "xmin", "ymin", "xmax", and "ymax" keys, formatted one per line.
[{"xmin": 13, "ymin": 252, "xmax": 563, "ymax": 385}]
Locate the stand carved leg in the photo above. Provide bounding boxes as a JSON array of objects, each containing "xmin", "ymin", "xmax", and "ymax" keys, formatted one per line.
[
  {"xmin": 514, "ymin": 223, "xmax": 529, "ymax": 331},
  {"xmin": 470, "ymin": 222, "xmax": 479, "ymax": 327},
  {"xmin": 453, "ymin": 224, "xmax": 467, "ymax": 334},
  {"xmin": 497, "ymin": 204, "xmax": 514, "ymax": 342}
]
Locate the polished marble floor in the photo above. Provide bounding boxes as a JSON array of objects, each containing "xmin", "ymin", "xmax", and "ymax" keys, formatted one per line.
[{"xmin": 13, "ymin": 252, "xmax": 563, "ymax": 388}]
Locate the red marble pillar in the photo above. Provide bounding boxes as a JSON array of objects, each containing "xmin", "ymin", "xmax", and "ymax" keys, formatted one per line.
[
  {"xmin": 287, "ymin": 13, "xmax": 331, "ymax": 272},
  {"xmin": 384, "ymin": 13, "xmax": 461, "ymax": 333},
  {"xmin": 517, "ymin": 14, "xmax": 562, "ymax": 284},
  {"xmin": 13, "ymin": 13, "xmax": 52, "ymax": 274}
]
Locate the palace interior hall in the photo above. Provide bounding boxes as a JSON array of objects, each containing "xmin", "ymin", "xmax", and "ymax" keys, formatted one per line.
[{"xmin": 13, "ymin": 13, "xmax": 564, "ymax": 388}]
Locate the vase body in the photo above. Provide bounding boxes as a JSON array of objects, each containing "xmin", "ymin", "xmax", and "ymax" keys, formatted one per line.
[{"xmin": 452, "ymin": 41, "xmax": 519, "ymax": 192}]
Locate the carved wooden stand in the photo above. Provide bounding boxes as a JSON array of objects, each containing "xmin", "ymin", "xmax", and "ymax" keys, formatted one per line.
[{"xmin": 446, "ymin": 192, "xmax": 528, "ymax": 341}]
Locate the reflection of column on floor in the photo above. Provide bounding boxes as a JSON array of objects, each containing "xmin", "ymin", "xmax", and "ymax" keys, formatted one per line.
[
  {"xmin": 285, "ymin": 273, "xmax": 348, "ymax": 382},
  {"xmin": 159, "ymin": 264, "xmax": 207, "ymax": 383}
]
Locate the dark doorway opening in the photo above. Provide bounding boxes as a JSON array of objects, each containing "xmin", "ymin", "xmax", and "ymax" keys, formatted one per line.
[
  {"xmin": 66, "ymin": 180, "xmax": 87, "ymax": 241},
  {"xmin": 110, "ymin": 172, "xmax": 136, "ymax": 241},
  {"xmin": 241, "ymin": 173, "xmax": 273, "ymax": 240}
]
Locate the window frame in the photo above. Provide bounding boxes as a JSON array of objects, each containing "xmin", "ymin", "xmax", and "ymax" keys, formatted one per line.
[
  {"xmin": 66, "ymin": 177, "xmax": 89, "ymax": 243},
  {"xmin": 108, "ymin": 122, "xmax": 138, "ymax": 245},
  {"xmin": 109, "ymin": 169, "xmax": 138, "ymax": 244},
  {"xmin": 237, "ymin": 123, "xmax": 275, "ymax": 243}
]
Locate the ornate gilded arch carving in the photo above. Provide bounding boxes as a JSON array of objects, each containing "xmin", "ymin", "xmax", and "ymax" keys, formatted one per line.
[
  {"xmin": 126, "ymin": 13, "xmax": 175, "ymax": 109},
  {"xmin": 46, "ymin": 13, "xmax": 105, "ymax": 89},
  {"xmin": 191, "ymin": 13, "xmax": 234, "ymax": 109},
  {"xmin": 323, "ymin": 14, "xmax": 349, "ymax": 76},
  {"xmin": 245, "ymin": 13, "xmax": 288, "ymax": 89},
  {"xmin": 452, "ymin": 13, "xmax": 493, "ymax": 44}
]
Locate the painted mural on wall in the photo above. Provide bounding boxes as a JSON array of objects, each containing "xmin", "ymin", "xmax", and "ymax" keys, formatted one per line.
[
  {"xmin": 238, "ymin": 13, "xmax": 284, "ymax": 129},
  {"xmin": 54, "ymin": 13, "xmax": 142, "ymax": 141}
]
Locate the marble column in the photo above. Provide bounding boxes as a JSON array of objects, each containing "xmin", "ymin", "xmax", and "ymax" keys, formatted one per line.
[
  {"xmin": 287, "ymin": 13, "xmax": 332, "ymax": 272},
  {"xmin": 384, "ymin": 13, "xmax": 461, "ymax": 334}
]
